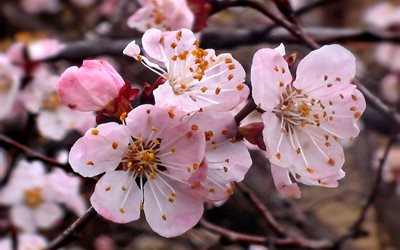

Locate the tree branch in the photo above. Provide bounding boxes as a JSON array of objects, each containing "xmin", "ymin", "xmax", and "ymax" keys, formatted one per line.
[
  {"xmin": 46, "ymin": 206, "xmax": 97, "ymax": 250},
  {"xmin": 200, "ymin": 219, "xmax": 333, "ymax": 249},
  {"xmin": 0, "ymin": 134, "xmax": 66, "ymax": 169},
  {"xmin": 332, "ymin": 135, "xmax": 398, "ymax": 249}
]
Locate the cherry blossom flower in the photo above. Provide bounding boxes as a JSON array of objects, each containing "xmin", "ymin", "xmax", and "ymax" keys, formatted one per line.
[
  {"xmin": 0, "ymin": 160, "xmax": 64, "ymax": 232},
  {"xmin": 46, "ymin": 168, "xmax": 87, "ymax": 216},
  {"xmin": 124, "ymin": 29, "xmax": 248, "ymax": 112},
  {"xmin": 363, "ymin": 2, "xmax": 400, "ymax": 30},
  {"xmin": 27, "ymin": 39, "xmax": 65, "ymax": 61},
  {"xmin": 380, "ymin": 73, "xmax": 399, "ymax": 104},
  {"xmin": 57, "ymin": 59, "xmax": 138, "ymax": 120},
  {"xmin": 251, "ymin": 44, "xmax": 366, "ymax": 197},
  {"xmin": 189, "ymin": 110, "xmax": 252, "ymax": 201},
  {"xmin": 127, "ymin": 0, "xmax": 194, "ymax": 32},
  {"xmin": 57, "ymin": 60, "xmax": 125, "ymax": 111},
  {"xmin": 373, "ymin": 145, "xmax": 400, "ymax": 193},
  {"xmin": 374, "ymin": 43, "xmax": 400, "ymax": 72},
  {"xmin": 20, "ymin": 0, "xmax": 62, "ymax": 14},
  {"xmin": 0, "ymin": 233, "xmax": 48, "ymax": 250},
  {"xmin": 21, "ymin": 66, "xmax": 96, "ymax": 141},
  {"xmin": 0, "ymin": 54, "xmax": 23, "ymax": 120},
  {"xmin": 69, "ymin": 104, "xmax": 206, "ymax": 237}
]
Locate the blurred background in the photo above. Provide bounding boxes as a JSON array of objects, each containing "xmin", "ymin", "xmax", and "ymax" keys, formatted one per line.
[{"xmin": 0, "ymin": 0, "xmax": 399, "ymax": 249}]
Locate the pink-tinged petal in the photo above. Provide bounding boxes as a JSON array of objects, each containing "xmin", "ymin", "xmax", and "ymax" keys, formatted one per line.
[
  {"xmin": 380, "ymin": 73, "xmax": 399, "ymax": 104},
  {"xmin": 20, "ymin": 66, "xmax": 58, "ymax": 113},
  {"xmin": 27, "ymin": 39, "xmax": 65, "ymax": 61},
  {"xmin": 123, "ymin": 40, "xmax": 141, "ymax": 59},
  {"xmin": 69, "ymin": 123, "xmax": 130, "ymax": 177},
  {"xmin": 206, "ymin": 140, "xmax": 252, "ymax": 183},
  {"xmin": 0, "ymin": 238, "xmax": 11, "ymax": 250},
  {"xmin": 251, "ymin": 48, "xmax": 292, "ymax": 111},
  {"xmin": 157, "ymin": 123, "xmax": 206, "ymax": 181},
  {"xmin": 10, "ymin": 205, "xmax": 36, "ymax": 232},
  {"xmin": 125, "ymin": 104, "xmax": 179, "ymax": 141},
  {"xmin": 46, "ymin": 168, "xmax": 87, "ymax": 216},
  {"xmin": 293, "ymin": 45, "xmax": 356, "ymax": 95},
  {"xmin": 91, "ymin": 171, "xmax": 141, "ymax": 223},
  {"xmin": 127, "ymin": 0, "xmax": 193, "ymax": 32},
  {"xmin": 143, "ymin": 28, "xmax": 196, "ymax": 64},
  {"xmin": 363, "ymin": 3, "xmax": 399, "ymax": 29},
  {"xmin": 0, "ymin": 55, "xmax": 22, "ymax": 120},
  {"xmin": 286, "ymin": 126, "xmax": 345, "ymax": 183},
  {"xmin": 20, "ymin": 0, "xmax": 61, "ymax": 14},
  {"xmin": 261, "ymin": 112, "xmax": 294, "ymax": 166},
  {"xmin": 18, "ymin": 233, "xmax": 48, "ymax": 250},
  {"xmin": 143, "ymin": 179, "xmax": 203, "ymax": 237},
  {"xmin": 37, "ymin": 110, "xmax": 69, "ymax": 141},
  {"xmin": 34, "ymin": 203, "xmax": 63, "ymax": 229},
  {"xmin": 270, "ymin": 163, "xmax": 300, "ymax": 198},
  {"xmin": 375, "ymin": 43, "xmax": 400, "ymax": 72},
  {"xmin": 57, "ymin": 60, "xmax": 125, "ymax": 111}
]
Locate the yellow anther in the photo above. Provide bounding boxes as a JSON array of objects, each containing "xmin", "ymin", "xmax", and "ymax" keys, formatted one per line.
[
  {"xmin": 191, "ymin": 124, "xmax": 199, "ymax": 131},
  {"xmin": 168, "ymin": 198, "xmax": 174, "ymax": 203},
  {"xmin": 120, "ymin": 112, "xmax": 127, "ymax": 121},
  {"xmin": 105, "ymin": 186, "xmax": 111, "ymax": 191},
  {"xmin": 122, "ymin": 186, "xmax": 127, "ymax": 191},
  {"xmin": 120, "ymin": 208, "xmax": 125, "ymax": 213},
  {"xmin": 112, "ymin": 142, "xmax": 118, "ymax": 150},
  {"xmin": 86, "ymin": 161, "xmax": 94, "ymax": 166},
  {"xmin": 149, "ymin": 172, "xmax": 156, "ymax": 180},
  {"xmin": 328, "ymin": 158, "xmax": 335, "ymax": 166},
  {"xmin": 91, "ymin": 129, "xmax": 99, "ymax": 135},
  {"xmin": 162, "ymin": 214, "xmax": 167, "ymax": 221},
  {"xmin": 236, "ymin": 83, "xmax": 244, "ymax": 90},
  {"xmin": 215, "ymin": 87, "xmax": 221, "ymax": 95}
]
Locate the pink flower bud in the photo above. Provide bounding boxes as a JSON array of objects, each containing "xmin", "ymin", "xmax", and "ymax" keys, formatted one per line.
[{"xmin": 57, "ymin": 60, "xmax": 125, "ymax": 112}]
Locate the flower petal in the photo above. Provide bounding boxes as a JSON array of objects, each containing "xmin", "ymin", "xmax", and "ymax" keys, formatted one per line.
[
  {"xmin": 11, "ymin": 205, "xmax": 36, "ymax": 232},
  {"xmin": 251, "ymin": 47, "xmax": 292, "ymax": 111},
  {"xmin": 91, "ymin": 171, "xmax": 141, "ymax": 223},
  {"xmin": 69, "ymin": 123, "xmax": 130, "ymax": 177},
  {"xmin": 270, "ymin": 163, "xmax": 301, "ymax": 198},
  {"xmin": 34, "ymin": 202, "xmax": 64, "ymax": 229},
  {"xmin": 144, "ymin": 178, "xmax": 203, "ymax": 237},
  {"xmin": 293, "ymin": 45, "xmax": 356, "ymax": 95}
]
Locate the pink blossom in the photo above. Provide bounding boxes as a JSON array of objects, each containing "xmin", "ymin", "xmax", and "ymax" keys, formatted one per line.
[
  {"xmin": 363, "ymin": 3, "xmax": 400, "ymax": 30},
  {"xmin": 57, "ymin": 59, "xmax": 126, "ymax": 112},
  {"xmin": 380, "ymin": 73, "xmax": 399, "ymax": 104},
  {"xmin": 0, "ymin": 54, "xmax": 23, "ymax": 120},
  {"xmin": 251, "ymin": 44, "xmax": 366, "ymax": 197},
  {"xmin": 373, "ymin": 145, "xmax": 400, "ymax": 184},
  {"xmin": 27, "ymin": 39, "xmax": 65, "ymax": 61},
  {"xmin": 69, "ymin": 104, "xmax": 206, "ymax": 237},
  {"xmin": 0, "ymin": 233, "xmax": 48, "ymax": 250},
  {"xmin": 189, "ymin": 110, "xmax": 252, "ymax": 201},
  {"xmin": 374, "ymin": 43, "xmax": 400, "ymax": 72},
  {"xmin": 0, "ymin": 160, "xmax": 64, "ymax": 232},
  {"xmin": 21, "ymin": 66, "xmax": 96, "ymax": 141},
  {"xmin": 127, "ymin": 0, "xmax": 194, "ymax": 32},
  {"xmin": 124, "ymin": 29, "xmax": 249, "ymax": 112},
  {"xmin": 46, "ymin": 168, "xmax": 87, "ymax": 216},
  {"xmin": 20, "ymin": 0, "xmax": 62, "ymax": 14}
]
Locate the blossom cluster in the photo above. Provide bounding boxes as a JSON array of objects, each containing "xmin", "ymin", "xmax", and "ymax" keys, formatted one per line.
[{"xmin": 53, "ymin": 27, "xmax": 366, "ymax": 237}]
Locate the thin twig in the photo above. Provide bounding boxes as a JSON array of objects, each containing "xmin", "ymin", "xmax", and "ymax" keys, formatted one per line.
[
  {"xmin": 200, "ymin": 219, "xmax": 333, "ymax": 249},
  {"xmin": 0, "ymin": 134, "xmax": 66, "ymax": 168},
  {"xmin": 46, "ymin": 206, "xmax": 97, "ymax": 250},
  {"xmin": 332, "ymin": 135, "xmax": 398, "ymax": 249},
  {"xmin": 237, "ymin": 183, "xmax": 286, "ymax": 236}
]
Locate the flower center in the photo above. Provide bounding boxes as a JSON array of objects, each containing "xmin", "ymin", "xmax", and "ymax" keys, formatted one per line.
[
  {"xmin": 42, "ymin": 92, "xmax": 61, "ymax": 111},
  {"xmin": 273, "ymin": 85, "xmax": 315, "ymax": 129},
  {"xmin": 24, "ymin": 187, "xmax": 43, "ymax": 208},
  {"xmin": 123, "ymin": 138, "xmax": 162, "ymax": 177}
]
